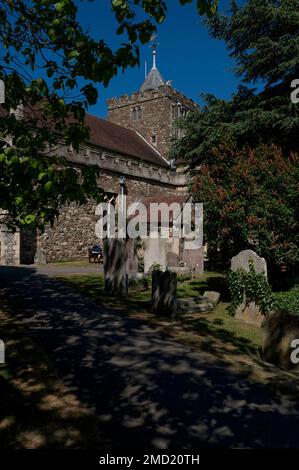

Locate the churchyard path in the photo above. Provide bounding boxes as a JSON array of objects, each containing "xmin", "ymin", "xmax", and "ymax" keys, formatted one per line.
[{"xmin": 1, "ymin": 265, "xmax": 299, "ymax": 449}]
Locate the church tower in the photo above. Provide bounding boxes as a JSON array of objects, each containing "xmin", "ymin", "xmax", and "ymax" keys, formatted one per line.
[{"xmin": 107, "ymin": 40, "xmax": 198, "ymax": 160}]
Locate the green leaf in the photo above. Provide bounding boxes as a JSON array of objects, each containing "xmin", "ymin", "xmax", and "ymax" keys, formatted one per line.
[{"xmin": 44, "ymin": 181, "xmax": 53, "ymax": 193}]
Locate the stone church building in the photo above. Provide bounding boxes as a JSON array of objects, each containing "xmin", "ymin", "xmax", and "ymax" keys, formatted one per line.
[{"xmin": 0, "ymin": 49, "xmax": 203, "ymax": 272}]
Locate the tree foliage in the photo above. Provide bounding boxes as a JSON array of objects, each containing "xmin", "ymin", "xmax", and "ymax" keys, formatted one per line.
[
  {"xmin": 172, "ymin": 0, "xmax": 299, "ymax": 163},
  {"xmin": 172, "ymin": 0, "xmax": 299, "ymax": 268},
  {"xmin": 0, "ymin": 0, "xmax": 218, "ymax": 229},
  {"xmin": 192, "ymin": 142, "xmax": 299, "ymax": 268}
]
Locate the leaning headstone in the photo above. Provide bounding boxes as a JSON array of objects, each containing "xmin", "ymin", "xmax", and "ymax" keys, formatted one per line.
[
  {"xmin": 231, "ymin": 250, "xmax": 267, "ymax": 327},
  {"xmin": 152, "ymin": 270, "xmax": 177, "ymax": 316},
  {"xmin": 103, "ymin": 239, "xmax": 128, "ymax": 296}
]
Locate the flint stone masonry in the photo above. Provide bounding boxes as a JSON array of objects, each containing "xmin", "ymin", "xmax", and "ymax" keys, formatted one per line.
[
  {"xmin": 1, "ymin": 78, "xmax": 199, "ymax": 266},
  {"xmin": 37, "ymin": 170, "xmax": 183, "ymax": 263},
  {"xmin": 231, "ymin": 249, "xmax": 267, "ymax": 327},
  {"xmin": 0, "ymin": 226, "xmax": 20, "ymax": 265},
  {"xmin": 107, "ymin": 85, "xmax": 198, "ymax": 159}
]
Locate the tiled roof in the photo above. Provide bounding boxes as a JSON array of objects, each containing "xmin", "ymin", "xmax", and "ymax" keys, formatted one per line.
[
  {"xmin": 0, "ymin": 104, "xmax": 169, "ymax": 168},
  {"xmin": 85, "ymin": 114, "xmax": 169, "ymax": 168}
]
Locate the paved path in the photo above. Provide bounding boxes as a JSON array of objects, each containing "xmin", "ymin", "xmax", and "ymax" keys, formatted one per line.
[
  {"xmin": 30, "ymin": 262, "xmax": 103, "ymax": 277},
  {"xmin": 1, "ymin": 265, "xmax": 299, "ymax": 449}
]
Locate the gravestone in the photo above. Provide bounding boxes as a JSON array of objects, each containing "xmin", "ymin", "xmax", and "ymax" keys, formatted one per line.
[
  {"xmin": 231, "ymin": 250, "xmax": 267, "ymax": 327},
  {"xmin": 166, "ymin": 251, "xmax": 178, "ymax": 268},
  {"xmin": 103, "ymin": 239, "xmax": 128, "ymax": 296},
  {"xmin": 125, "ymin": 238, "xmax": 138, "ymax": 274},
  {"xmin": 182, "ymin": 245, "xmax": 204, "ymax": 275},
  {"xmin": 231, "ymin": 249, "xmax": 267, "ymax": 277},
  {"xmin": 152, "ymin": 270, "xmax": 177, "ymax": 316},
  {"xmin": 143, "ymin": 237, "xmax": 167, "ymax": 273}
]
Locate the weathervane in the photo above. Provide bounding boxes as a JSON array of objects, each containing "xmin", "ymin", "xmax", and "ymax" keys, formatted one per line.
[{"xmin": 149, "ymin": 34, "xmax": 159, "ymax": 70}]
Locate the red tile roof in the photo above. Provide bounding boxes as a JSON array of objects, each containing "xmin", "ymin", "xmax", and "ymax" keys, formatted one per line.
[
  {"xmin": 0, "ymin": 104, "xmax": 169, "ymax": 168},
  {"xmin": 85, "ymin": 114, "xmax": 169, "ymax": 168}
]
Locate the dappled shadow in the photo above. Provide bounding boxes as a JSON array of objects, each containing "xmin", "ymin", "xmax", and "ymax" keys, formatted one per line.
[
  {"xmin": 178, "ymin": 275, "xmax": 230, "ymax": 302},
  {"xmin": 184, "ymin": 317, "xmax": 257, "ymax": 356},
  {"xmin": 0, "ymin": 316, "xmax": 99, "ymax": 449},
  {"xmin": 1, "ymin": 266, "xmax": 299, "ymax": 449},
  {"xmin": 179, "ymin": 314, "xmax": 262, "ymax": 380}
]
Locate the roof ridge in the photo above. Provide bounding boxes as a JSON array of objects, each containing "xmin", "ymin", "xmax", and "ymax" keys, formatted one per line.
[
  {"xmin": 84, "ymin": 113, "xmax": 170, "ymax": 168},
  {"xmin": 134, "ymin": 130, "xmax": 169, "ymax": 166}
]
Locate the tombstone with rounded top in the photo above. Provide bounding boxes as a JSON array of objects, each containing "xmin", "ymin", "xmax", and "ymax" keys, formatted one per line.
[
  {"xmin": 231, "ymin": 249, "xmax": 267, "ymax": 277},
  {"xmin": 231, "ymin": 250, "xmax": 267, "ymax": 327}
]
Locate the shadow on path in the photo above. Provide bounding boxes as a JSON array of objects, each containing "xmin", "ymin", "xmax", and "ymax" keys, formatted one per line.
[{"xmin": 1, "ymin": 266, "xmax": 299, "ymax": 449}]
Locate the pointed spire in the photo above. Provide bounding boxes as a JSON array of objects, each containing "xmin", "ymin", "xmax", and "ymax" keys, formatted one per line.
[
  {"xmin": 152, "ymin": 43, "xmax": 157, "ymax": 70},
  {"xmin": 150, "ymin": 34, "xmax": 158, "ymax": 70},
  {"xmin": 140, "ymin": 35, "xmax": 165, "ymax": 92}
]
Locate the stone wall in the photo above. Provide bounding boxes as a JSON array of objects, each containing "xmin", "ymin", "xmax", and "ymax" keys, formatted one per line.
[
  {"xmin": 107, "ymin": 85, "xmax": 198, "ymax": 158},
  {"xmin": 37, "ymin": 170, "xmax": 181, "ymax": 263},
  {"xmin": 0, "ymin": 225, "xmax": 20, "ymax": 265}
]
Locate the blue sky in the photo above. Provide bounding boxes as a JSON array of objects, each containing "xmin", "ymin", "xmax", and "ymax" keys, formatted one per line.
[{"xmin": 76, "ymin": 0, "xmax": 240, "ymax": 118}]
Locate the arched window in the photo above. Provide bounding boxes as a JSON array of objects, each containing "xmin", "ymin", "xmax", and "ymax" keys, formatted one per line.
[{"xmin": 132, "ymin": 106, "xmax": 142, "ymax": 121}]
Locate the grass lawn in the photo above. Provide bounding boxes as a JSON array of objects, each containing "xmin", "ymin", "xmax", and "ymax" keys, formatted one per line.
[
  {"xmin": 37, "ymin": 259, "xmax": 93, "ymax": 267},
  {"xmin": 58, "ymin": 271, "xmax": 262, "ymax": 348},
  {"xmin": 0, "ymin": 309, "xmax": 100, "ymax": 449},
  {"xmin": 57, "ymin": 271, "xmax": 299, "ymax": 394}
]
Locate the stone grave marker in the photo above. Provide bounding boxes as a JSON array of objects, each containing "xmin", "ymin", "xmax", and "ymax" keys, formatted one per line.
[
  {"xmin": 231, "ymin": 249, "xmax": 267, "ymax": 327},
  {"xmin": 143, "ymin": 237, "xmax": 167, "ymax": 273},
  {"xmin": 152, "ymin": 270, "xmax": 177, "ymax": 316},
  {"xmin": 103, "ymin": 239, "xmax": 128, "ymax": 296},
  {"xmin": 166, "ymin": 251, "xmax": 178, "ymax": 268}
]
